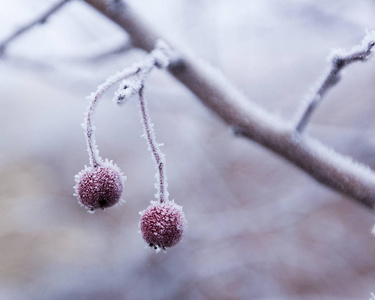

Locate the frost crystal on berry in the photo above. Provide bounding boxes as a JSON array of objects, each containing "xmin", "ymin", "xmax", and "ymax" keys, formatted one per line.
[
  {"xmin": 140, "ymin": 202, "xmax": 186, "ymax": 250},
  {"xmin": 74, "ymin": 160, "xmax": 126, "ymax": 212}
]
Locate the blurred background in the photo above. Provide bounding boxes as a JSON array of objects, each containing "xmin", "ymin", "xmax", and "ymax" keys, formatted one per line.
[{"xmin": 1, "ymin": 0, "xmax": 375, "ymax": 299}]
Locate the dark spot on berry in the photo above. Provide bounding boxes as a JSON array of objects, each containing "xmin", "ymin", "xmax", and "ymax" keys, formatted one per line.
[{"xmin": 99, "ymin": 196, "xmax": 107, "ymax": 208}]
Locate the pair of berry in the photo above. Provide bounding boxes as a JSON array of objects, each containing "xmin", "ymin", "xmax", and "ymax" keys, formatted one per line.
[{"xmin": 74, "ymin": 160, "xmax": 186, "ymax": 250}]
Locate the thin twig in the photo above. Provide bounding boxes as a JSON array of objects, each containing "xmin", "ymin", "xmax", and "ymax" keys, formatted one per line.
[
  {"xmin": 295, "ymin": 40, "xmax": 375, "ymax": 133},
  {"xmin": 0, "ymin": 0, "xmax": 73, "ymax": 56}
]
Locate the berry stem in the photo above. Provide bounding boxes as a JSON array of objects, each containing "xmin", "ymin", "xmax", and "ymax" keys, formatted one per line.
[
  {"xmin": 86, "ymin": 89, "xmax": 105, "ymax": 168},
  {"xmin": 85, "ymin": 68, "xmax": 140, "ymax": 168},
  {"xmin": 138, "ymin": 86, "xmax": 168, "ymax": 203}
]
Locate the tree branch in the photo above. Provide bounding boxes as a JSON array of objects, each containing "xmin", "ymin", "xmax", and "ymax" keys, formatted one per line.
[
  {"xmin": 83, "ymin": 0, "xmax": 375, "ymax": 210},
  {"xmin": 2, "ymin": 0, "xmax": 373, "ymax": 210},
  {"xmin": 0, "ymin": 0, "xmax": 73, "ymax": 56}
]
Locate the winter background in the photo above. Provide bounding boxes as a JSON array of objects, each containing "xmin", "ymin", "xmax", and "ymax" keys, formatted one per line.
[{"xmin": 1, "ymin": 0, "xmax": 375, "ymax": 299}]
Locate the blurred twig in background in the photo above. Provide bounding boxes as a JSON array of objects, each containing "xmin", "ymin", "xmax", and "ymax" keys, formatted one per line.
[{"xmin": 0, "ymin": 0, "xmax": 73, "ymax": 57}]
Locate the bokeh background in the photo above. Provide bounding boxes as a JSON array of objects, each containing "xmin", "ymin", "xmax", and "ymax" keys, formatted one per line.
[{"xmin": 1, "ymin": 0, "xmax": 375, "ymax": 299}]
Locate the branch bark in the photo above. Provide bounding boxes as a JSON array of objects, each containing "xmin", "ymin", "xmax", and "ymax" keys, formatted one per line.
[{"xmin": 83, "ymin": 0, "xmax": 375, "ymax": 210}]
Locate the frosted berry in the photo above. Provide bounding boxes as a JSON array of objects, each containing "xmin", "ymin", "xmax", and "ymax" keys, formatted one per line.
[
  {"xmin": 140, "ymin": 202, "xmax": 186, "ymax": 250},
  {"xmin": 74, "ymin": 160, "xmax": 125, "ymax": 212}
]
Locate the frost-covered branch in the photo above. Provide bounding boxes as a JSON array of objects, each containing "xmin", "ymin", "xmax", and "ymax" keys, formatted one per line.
[
  {"xmin": 0, "ymin": 0, "xmax": 73, "ymax": 57},
  {"xmin": 84, "ymin": 0, "xmax": 375, "ymax": 210},
  {"xmin": 295, "ymin": 36, "xmax": 375, "ymax": 133},
  {"xmin": 2, "ymin": 0, "xmax": 374, "ymax": 209}
]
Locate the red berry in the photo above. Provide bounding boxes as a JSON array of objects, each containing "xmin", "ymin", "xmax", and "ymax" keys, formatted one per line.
[
  {"xmin": 140, "ymin": 202, "xmax": 186, "ymax": 250},
  {"xmin": 74, "ymin": 160, "xmax": 125, "ymax": 212}
]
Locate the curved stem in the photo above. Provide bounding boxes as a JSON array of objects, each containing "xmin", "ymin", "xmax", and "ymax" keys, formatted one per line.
[
  {"xmin": 138, "ymin": 86, "xmax": 168, "ymax": 203},
  {"xmin": 85, "ymin": 68, "xmax": 140, "ymax": 167}
]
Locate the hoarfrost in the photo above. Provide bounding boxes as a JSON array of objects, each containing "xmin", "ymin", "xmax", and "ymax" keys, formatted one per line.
[{"xmin": 303, "ymin": 135, "xmax": 375, "ymax": 190}]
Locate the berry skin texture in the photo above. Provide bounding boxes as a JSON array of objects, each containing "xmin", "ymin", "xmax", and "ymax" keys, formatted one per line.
[
  {"xmin": 74, "ymin": 160, "xmax": 126, "ymax": 212},
  {"xmin": 140, "ymin": 201, "xmax": 186, "ymax": 250}
]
